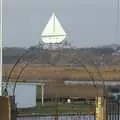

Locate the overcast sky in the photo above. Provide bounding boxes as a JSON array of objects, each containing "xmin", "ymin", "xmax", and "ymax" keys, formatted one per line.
[{"xmin": 2, "ymin": 0, "xmax": 120, "ymax": 48}]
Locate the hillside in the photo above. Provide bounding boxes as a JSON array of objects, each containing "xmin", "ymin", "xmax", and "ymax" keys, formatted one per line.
[{"xmin": 3, "ymin": 44, "xmax": 120, "ymax": 66}]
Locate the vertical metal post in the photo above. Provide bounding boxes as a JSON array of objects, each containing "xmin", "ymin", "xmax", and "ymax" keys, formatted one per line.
[
  {"xmin": 0, "ymin": 96, "xmax": 11, "ymax": 120},
  {"xmin": 10, "ymin": 96, "xmax": 17, "ymax": 120},
  {"xmin": 116, "ymin": 0, "xmax": 120, "ymax": 42},
  {"xmin": 0, "ymin": 0, "xmax": 3, "ymax": 96},
  {"xmin": 117, "ymin": 100, "xmax": 119, "ymax": 120},
  {"xmin": 41, "ymin": 84, "xmax": 44, "ymax": 106},
  {"xmin": 96, "ymin": 89, "xmax": 107, "ymax": 120},
  {"xmin": 55, "ymin": 96, "xmax": 58, "ymax": 120}
]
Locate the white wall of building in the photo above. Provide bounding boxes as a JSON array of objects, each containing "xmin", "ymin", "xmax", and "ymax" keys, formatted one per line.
[{"xmin": 4, "ymin": 82, "xmax": 36, "ymax": 108}]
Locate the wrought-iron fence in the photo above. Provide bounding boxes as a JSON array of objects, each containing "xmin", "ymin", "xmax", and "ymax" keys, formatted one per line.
[
  {"xmin": 15, "ymin": 98, "xmax": 120, "ymax": 120},
  {"xmin": 108, "ymin": 97, "xmax": 120, "ymax": 120}
]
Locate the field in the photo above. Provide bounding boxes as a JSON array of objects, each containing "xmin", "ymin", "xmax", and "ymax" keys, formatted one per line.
[
  {"xmin": 18, "ymin": 102, "xmax": 95, "ymax": 115},
  {"xmin": 3, "ymin": 64, "xmax": 120, "ymax": 115},
  {"xmin": 3, "ymin": 64, "xmax": 120, "ymax": 81},
  {"xmin": 3, "ymin": 64, "xmax": 119, "ymax": 99}
]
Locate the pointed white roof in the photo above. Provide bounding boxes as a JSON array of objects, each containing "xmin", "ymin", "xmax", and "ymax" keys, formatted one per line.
[{"xmin": 41, "ymin": 13, "xmax": 67, "ymax": 44}]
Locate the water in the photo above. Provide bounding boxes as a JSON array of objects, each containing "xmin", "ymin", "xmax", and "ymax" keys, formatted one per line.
[
  {"xmin": 17, "ymin": 115, "xmax": 95, "ymax": 120},
  {"xmin": 64, "ymin": 80, "xmax": 120, "ymax": 86},
  {"xmin": 17, "ymin": 115, "xmax": 120, "ymax": 120}
]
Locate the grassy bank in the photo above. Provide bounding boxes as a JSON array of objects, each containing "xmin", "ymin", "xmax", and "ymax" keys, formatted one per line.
[{"xmin": 18, "ymin": 102, "xmax": 95, "ymax": 115}]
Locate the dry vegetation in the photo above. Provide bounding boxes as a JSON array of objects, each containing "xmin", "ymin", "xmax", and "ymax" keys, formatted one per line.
[
  {"xmin": 3, "ymin": 64, "xmax": 120, "ymax": 81},
  {"xmin": 43, "ymin": 84, "xmax": 104, "ymax": 98}
]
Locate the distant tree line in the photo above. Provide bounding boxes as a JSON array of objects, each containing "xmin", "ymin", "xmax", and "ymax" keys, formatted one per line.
[{"xmin": 3, "ymin": 45, "xmax": 119, "ymax": 65}]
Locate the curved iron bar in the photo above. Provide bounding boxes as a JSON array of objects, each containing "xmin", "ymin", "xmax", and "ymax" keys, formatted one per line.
[
  {"xmin": 81, "ymin": 56, "xmax": 107, "ymax": 100},
  {"xmin": 7, "ymin": 45, "xmax": 107, "ymax": 98},
  {"xmin": 12, "ymin": 54, "xmax": 98, "ymax": 97},
  {"xmin": 12, "ymin": 47, "xmax": 100, "ymax": 118},
  {"xmin": 10, "ymin": 45, "xmax": 106, "ymax": 119},
  {"xmin": 12, "ymin": 46, "xmax": 98, "ymax": 97},
  {"xmin": 50, "ymin": 45, "xmax": 98, "ymax": 87},
  {"xmin": 5, "ymin": 50, "xmax": 29, "ymax": 88},
  {"xmin": 7, "ymin": 50, "xmax": 29, "ymax": 80},
  {"xmin": 55, "ymin": 46, "xmax": 100, "ymax": 88},
  {"xmin": 82, "ymin": 56, "xmax": 105, "ymax": 85},
  {"xmin": 76, "ymin": 52, "xmax": 107, "ymax": 99},
  {"xmin": 12, "ymin": 56, "xmax": 38, "ymax": 96},
  {"xmin": 5, "ymin": 46, "xmax": 38, "ymax": 91},
  {"xmin": 68, "ymin": 46, "xmax": 97, "ymax": 87},
  {"xmin": 80, "ymin": 62, "xmax": 96, "ymax": 87},
  {"xmin": 5, "ymin": 45, "xmax": 104, "ymax": 89},
  {"xmin": 12, "ymin": 44, "xmax": 66, "ymax": 96},
  {"xmin": 11, "ymin": 46, "xmax": 120, "ymax": 117},
  {"xmin": 2, "ymin": 69, "xmax": 9, "ymax": 96},
  {"xmin": 68, "ymin": 46, "xmax": 109, "ymax": 99},
  {"xmin": 70, "ymin": 47, "xmax": 105, "ymax": 87}
]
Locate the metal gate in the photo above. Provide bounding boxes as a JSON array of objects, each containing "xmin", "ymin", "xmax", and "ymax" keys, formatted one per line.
[{"xmin": 107, "ymin": 95, "xmax": 120, "ymax": 120}]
